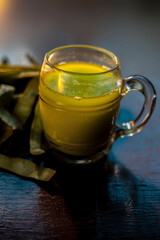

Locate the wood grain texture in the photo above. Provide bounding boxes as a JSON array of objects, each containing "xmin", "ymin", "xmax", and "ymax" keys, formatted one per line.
[
  {"xmin": 0, "ymin": 0, "xmax": 160, "ymax": 239},
  {"xmin": 1, "ymin": 153, "xmax": 160, "ymax": 240}
]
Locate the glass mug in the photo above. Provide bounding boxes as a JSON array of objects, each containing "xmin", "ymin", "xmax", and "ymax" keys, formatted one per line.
[{"xmin": 39, "ymin": 45, "xmax": 156, "ymax": 164}]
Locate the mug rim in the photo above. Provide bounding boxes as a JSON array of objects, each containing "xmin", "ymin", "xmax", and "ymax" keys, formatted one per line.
[{"xmin": 45, "ymin": 45, "xmax": 119, "ymax": 75}]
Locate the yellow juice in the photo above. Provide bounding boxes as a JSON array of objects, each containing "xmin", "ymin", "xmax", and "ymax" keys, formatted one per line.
[{"xmin": 39, "ymin": 62, "xmax": 122, "ymax": 156}]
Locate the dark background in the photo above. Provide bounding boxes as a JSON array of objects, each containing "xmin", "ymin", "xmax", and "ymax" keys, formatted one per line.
[{"xmin": 0, "ymin": 0, "xmax": 160, "ymax": 239}]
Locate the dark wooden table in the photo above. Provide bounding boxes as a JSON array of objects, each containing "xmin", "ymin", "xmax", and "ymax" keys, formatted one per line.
[{"xmin": 0, "ymin": 1, "xmax": 160, "ymax": 239}]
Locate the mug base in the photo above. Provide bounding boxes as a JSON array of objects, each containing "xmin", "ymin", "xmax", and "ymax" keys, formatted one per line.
[
  {"xmin": 45, "ymin": 133, "xmax": 110, "ymax": 157},
  {"xmin": 44, "ymin": 133, "xmax": 115, "ymax": 165},
  {"xmin": 51, "ymin": 148, "xmax": 105, "ymax": 165},
  {"xmin": 50, "ymin": 141, "xmax": 114, "ymax": 165}
]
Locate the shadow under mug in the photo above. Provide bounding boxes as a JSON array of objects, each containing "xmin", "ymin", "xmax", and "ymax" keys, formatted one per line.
[{"xmin": 39, "ymin": 45, "xmax": 156, "ymax": 165}]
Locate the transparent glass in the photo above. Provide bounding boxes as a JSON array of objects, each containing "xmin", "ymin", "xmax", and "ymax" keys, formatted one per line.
[{"xmin": 39, "ymin": 45, "xmax": 156, "ymax": 164}]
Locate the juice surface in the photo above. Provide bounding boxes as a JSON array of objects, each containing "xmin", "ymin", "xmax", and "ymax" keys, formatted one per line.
[
  {"xmin": 39, "ymin": 62, "xmax": 122, "ymax": 155},
  {"xmin": 54, "ymin": 62, "xmax": 108, "ymax": 73},
  {"xmin": 41, "ymin": 62, "xmax": 121, "ymax": 100}
]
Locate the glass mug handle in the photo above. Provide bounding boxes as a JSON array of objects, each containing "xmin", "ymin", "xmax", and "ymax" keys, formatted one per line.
[{"xmin": 116, "ymin": 75, "xmax": 156, "ymax": 139}]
